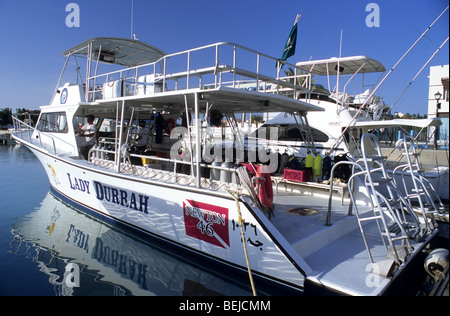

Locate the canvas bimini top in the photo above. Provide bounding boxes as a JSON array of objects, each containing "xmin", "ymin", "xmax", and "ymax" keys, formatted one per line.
[
  {"xmin": 62, "ymin": 37, "xmax": 166, "ymax": 67},
  {"xmin": 296, "ymin": 55, "xmax": 386, "ymax": 75}
]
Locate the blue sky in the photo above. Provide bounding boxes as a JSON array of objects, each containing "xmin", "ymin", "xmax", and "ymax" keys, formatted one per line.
[{"xmin": 0, "ymin": 0, "xmax": 448, "ymax": 115}]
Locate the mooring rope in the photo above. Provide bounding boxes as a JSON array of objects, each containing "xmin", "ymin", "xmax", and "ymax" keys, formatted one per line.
[{"xmin": 228, "ymin": 190, "xmax": 257, "ymax": 296}]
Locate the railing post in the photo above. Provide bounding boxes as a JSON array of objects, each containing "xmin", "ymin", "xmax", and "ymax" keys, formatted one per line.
[
  {"xmin": 194, "ymin": 92, "xmax": 201, "ymax": 188},
  {"xmin": 256, "ymin": 54, "xmax": 260, "ymax": 91},
  {"xmin": 187, "ymin": 51, "xmax": 190, "ymax": 90},
  {"xmin": 233, "ymin": 45, "xmax": 236, "ymax": 88},
  {"xmin": 215, "ymin": 44, "xmax": 219, "ymax": 88},
  {"xmin": 162, "ymin": 56, "xmax": 167, "ymax": 92}
]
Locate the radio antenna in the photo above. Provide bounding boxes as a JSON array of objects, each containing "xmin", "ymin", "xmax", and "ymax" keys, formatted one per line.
[{"xmin": 130, "ymin": 0, "xmax": 134, "ymax": 39}]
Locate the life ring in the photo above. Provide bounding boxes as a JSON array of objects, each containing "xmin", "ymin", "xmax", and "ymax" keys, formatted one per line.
[
  {"xmin": 165, "ymin": 118, "xmax": 176, "ymax": 134},
  {"xmin": 244, "ymin": 163, "xmax": 274, "ymax": 209}
]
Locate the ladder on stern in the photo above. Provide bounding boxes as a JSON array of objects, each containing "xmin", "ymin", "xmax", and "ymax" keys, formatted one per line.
[
  {"xmin": 347, "ymin": 134, "xmax": 434, "ymax": 271},
  {"xmin": 393, "ymin": 136, "xmax": 446, "ymax": 231}
]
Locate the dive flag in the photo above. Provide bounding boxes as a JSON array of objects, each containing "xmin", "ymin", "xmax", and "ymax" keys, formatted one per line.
[{"xmin": 277, "ymin": 14, "xmax": 300, "ymax": 68}]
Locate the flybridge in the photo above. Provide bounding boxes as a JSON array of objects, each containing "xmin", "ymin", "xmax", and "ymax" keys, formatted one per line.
[{"xmin": 53, "ymin": 37, "xmax": 320, "ymax": 114}]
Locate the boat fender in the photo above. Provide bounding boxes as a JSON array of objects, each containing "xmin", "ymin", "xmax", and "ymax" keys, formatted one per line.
[{"xmin": 424, "ymin": 248, "xmax": 449, "ymax": 279}]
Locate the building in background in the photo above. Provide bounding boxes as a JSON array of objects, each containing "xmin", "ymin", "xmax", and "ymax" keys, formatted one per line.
[{"xmin": 428, "ymin": 64, "xmax": 449, "ymax": 148}]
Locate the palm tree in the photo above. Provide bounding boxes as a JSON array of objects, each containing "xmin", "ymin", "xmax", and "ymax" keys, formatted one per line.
[{"xmin": 251, "ymin": 114, "xmax": 264, "ymax": 127}]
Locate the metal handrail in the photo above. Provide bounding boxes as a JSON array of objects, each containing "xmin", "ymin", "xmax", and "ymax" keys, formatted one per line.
[
  {"xmin": 326, "ymin": 159, "xmax": 365, "ymax": 225},
  {"xmin": 12, "ymin": 115, "xmax": 76, "ymax": 155},
  {"xmin": 85, "ymin": 42, "xmax": 312, "ymax": 101},
  {"xmin": 88, "ymin": 145, "xmax": 240, "ymax": 175}
]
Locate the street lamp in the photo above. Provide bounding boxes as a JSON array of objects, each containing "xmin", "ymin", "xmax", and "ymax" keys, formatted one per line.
[
  {"xmin": 433, "ymin": 91, "xmax": 442, "ymax": 149},
  {"xmin": 435, "ymin": 91, "xmax": 442, "ymax": 114}
]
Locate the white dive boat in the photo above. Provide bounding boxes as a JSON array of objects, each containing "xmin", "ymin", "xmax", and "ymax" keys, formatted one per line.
[{"xmin": 12, "ymin": 38, "xmax": 448, "ymax": 295}]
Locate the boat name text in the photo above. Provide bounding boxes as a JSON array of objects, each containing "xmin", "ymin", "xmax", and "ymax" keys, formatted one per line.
[
  {"xmin": 67, "ymin": 173, "xmax": 91, "ymax": 194},
  {"xmin": 94, "ymin": 181, "xmax": 149, "ymax": 214}
]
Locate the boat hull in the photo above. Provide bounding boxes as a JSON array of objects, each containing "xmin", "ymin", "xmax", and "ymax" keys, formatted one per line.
[{"xmin": 26, "ymin": 143, "xmax": 309, "ymax": 293}]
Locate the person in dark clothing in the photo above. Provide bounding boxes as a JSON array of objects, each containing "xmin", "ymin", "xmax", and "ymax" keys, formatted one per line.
[{"xmin": 155, "ymin": 112, "xmax": 165, "ymax": 143}]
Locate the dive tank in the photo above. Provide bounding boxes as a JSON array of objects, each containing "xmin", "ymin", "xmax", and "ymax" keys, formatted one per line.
[
  {"xmin": 322, "ymin": 154, "xmax": 332, "ymax": 180},
  {"xmin": 424, "ymin": 248, "xmax": 449, "ymax": 278},
  {"xmin": 200, "ymin": 159, "xmax": 210, "ymax": 179},
  {"xmin": 304, "ymin": 153, "xmax": 314, "ymax": 182},
  {"xmin": 210, "ymin": 158, "xmax": 222, "ymax": 181},
  {"xmin": 279, "ymin": 153, "xmax": 290, "ymax": 173},
  {"xmin": 313, "ymin": 155, "xmax": 323, "ymax": 182},
  {"xmin": 305, "ymin": 153, "xmax": 314, "ymax": 169},
  {"xmin": 231, "ymin": 161, "xmax": 242, "ymax": 184},
  {"xmin": 220, "ymin": 161, "xmax": 233, "ymax": 183}
]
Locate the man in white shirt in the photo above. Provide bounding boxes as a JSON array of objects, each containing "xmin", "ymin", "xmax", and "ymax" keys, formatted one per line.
[
  {"xmin": 77, "ymin": 115, "xmax": 97, "ymax": 159},
  {"xmin": 135, "ymin": 120, "xmax": 149, "ymax": 152}
]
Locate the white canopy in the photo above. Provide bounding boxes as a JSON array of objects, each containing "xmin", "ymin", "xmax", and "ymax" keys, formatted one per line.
[
  {"xmin": 296, "ymin": 56, "xmax": 386, "ymax": 75},
  {"xmin": 62, "ymin": 37, "xmax": 166, "ymax": 67},
  {"xmin": 354, "ymin": 118, "xmax": 442, "ymax": 128}
]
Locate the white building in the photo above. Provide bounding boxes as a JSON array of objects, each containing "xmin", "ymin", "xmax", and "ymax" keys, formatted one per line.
[{"xmin": 428, "ymin": 64, "xmax": 449, "ymax": 146}]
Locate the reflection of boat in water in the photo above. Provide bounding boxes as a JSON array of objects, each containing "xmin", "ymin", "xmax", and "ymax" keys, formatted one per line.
[{"xmin": 10, "ymin": 192, "xmax": 271, "ymax": 296}]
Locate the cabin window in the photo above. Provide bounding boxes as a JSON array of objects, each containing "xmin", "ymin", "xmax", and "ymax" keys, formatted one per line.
[
  {"xmin": 257, "ymin": 124, "xmax": 329, "ymax": 143},
  {"xmin": 36, "ymin": 112, "xmax": 68, "ymax": 133}
]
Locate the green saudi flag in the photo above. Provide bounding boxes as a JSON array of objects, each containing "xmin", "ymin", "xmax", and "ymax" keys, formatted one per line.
[{"xmin": 277, "ymin": 14, "xmax": 300, "ymax": 68}]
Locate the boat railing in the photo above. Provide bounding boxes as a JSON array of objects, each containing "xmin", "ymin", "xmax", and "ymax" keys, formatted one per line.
[
  {"xmin": 12, "ymin": 115, "xmax": 77, "ymax": 156},
  {"xmin": 88, "ymin": 144, "xmax": 241, "ymax": 190},
  {"xmin": 326, "ymin": 160, "xmax": 364, "ymax": 226},
  {"xmin": 85, "ymin": 42, "xmax": 312, "ymax": 102},
  {"xmin": 392, "ymin": 136, "xmax": 446, "ymax": 219}
]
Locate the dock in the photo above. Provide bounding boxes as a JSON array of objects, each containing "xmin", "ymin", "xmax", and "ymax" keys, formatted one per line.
[{"xmin": 0, "ymin": 130, "xmax": 16, "ymax": 145}]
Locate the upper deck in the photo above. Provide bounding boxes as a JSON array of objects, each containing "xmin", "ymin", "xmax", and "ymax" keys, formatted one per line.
[{"xmin": 54, "ymin": 38, "xmax": 318, "ymax": 113}]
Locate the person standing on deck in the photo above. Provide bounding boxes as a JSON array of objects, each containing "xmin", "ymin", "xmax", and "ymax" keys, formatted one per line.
[
  {"xmin": 135, "ymin": 120, "xmax": 149, "ymax": 153},
  {"xmin": 76, "ymin": 114, "xmax": 97, "ymax": 159}
]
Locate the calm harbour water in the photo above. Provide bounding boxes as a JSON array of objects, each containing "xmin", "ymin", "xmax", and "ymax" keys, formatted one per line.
[{"xmin": 0, "ymin": 144, "xmax": 283, "ymax": 296}]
